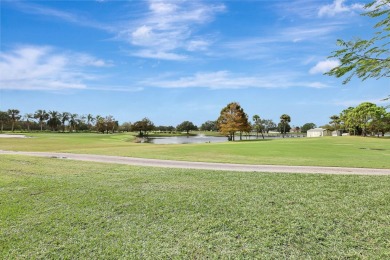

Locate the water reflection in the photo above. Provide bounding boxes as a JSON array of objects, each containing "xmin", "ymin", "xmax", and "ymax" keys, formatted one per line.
[
  {"xmin": 143, "ymin": 135, "xmax": 228, "ymax": 144},
  {"xmin": 141, "ymin": 134, "xmax": 307, "ymax": 144}
]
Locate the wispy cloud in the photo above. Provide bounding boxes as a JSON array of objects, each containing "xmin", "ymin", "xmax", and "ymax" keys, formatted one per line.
[
  {"xmin": 279, "ymin": 0, "xmax": 365, "ymax": 19},
  {"xmin": 9, "ymin": 0, "xmax": 225, "ymax": 61},
  {"xmin": 0, "ymin": 46, "xmax": 110, "ymax": 91},
  {"xmin": 318, "ymin": 0, "xmax": 365, "ymax": 17},
  {"xmin": 141, "ymin": 71, "xmax": 329, "ymax": 89},
  {"xmin": 275, "ymin": 0, "xmax": 322, "ymax": 19},
  {"xmin": 7, "ymin": 1, "xmax": 115, "ymax": 32},
  {"xmin": 309, "ymin": 59, "xmax": 340, "ymax": 74},
  {"xmin": 119, "ymin": 0, "xmax": 225, "ymax": 60},
  {"xmin": 218, "ymin": 23, "xmax": 342, "ymax": 60}
]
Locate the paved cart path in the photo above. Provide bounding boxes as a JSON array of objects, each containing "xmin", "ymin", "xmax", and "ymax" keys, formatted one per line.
[{"xmin": 1, "ymin": 150, "xmax": 390, "ymax": 175}]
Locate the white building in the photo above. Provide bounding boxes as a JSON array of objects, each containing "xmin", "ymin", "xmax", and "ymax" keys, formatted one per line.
[
  {"xmin": 332, "ymin": 130, "xmax": 343, "ymax": 136},
  {"xmin": 307, "ymin": 128, "xmax": 332, "ymax": 137}
]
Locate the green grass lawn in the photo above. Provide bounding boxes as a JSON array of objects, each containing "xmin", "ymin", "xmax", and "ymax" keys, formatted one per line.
[
  {"xmin": 1, "ymin": 132, "xmax": 389, "ymax": 168},
  {"xmin": 1, "ymin": 155, "xmax": 389, "ymax": 258}
]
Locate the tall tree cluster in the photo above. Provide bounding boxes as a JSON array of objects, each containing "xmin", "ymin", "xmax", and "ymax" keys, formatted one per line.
[
  {"xmin": 339, "ymin": 102, "xmax": 389, "ymax": 136},
  {"xmin": 0, "ymin": 109, "xmax": 118, "ymax": 133}
]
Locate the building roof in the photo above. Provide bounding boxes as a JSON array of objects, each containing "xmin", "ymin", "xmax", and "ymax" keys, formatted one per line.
[{"xmin": 308, "ymin": 128, "xmax": 329, "ymax": 132}]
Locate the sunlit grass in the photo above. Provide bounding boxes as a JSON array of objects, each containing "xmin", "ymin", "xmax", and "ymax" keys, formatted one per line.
[
  {"xmin": 1, "ymin": 155, "xmax": 390, "ymax": 258},
  {"xmin": 0, "ymin": 132, "xmax": 389, "ymax": 168}
]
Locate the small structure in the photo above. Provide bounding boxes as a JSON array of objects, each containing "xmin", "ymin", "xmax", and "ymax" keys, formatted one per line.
[
  {"xmin": 307, "ymin": 128, "xmax": 332, "ymax": 138},
  {"xmin": 332, "ymin": 130, "xmax": 343, "ymax": 136}
]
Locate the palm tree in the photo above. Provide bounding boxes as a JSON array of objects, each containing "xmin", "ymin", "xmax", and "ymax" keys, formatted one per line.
[
  {"xmin": 280, "ymin": 114, "xmax": 291, "ymax": 138},
  {"xmin": 69, "ymin": 113, "xmax": 78, "ymax": 132},
  {"xmin": 34, "ymin": 110, "xmax": 49, "ymax": 131},
  {"xmin": 8, "ymin": 109, "xmax": 21, "ymax": 132},
  {"xmin": 47, "ymin": 111, "xmax": 61, "ymax": 131},
  {"xmin": 24, "ymin": 113, "xmax": 34, "ymax": 132},
  {"xmin": 252, "ymin": 115, "xmax": 264, "ymax": 139},
  {"xmin": 86, "ymin": 114, "xmax": 95, "ymax": 131},
  {"xmin": 60, "ymin": 112, "xmax": 70, "ymax": 132},
  {"xmin": 330, "ymin": 115, "xmax": 341, "ymax": 133}
]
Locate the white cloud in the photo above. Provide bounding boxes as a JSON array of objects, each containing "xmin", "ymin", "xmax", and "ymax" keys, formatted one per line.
[
  {"xmin": 318, "ymin": 0, "xmax": 365, "ymax": 17},
  {"xmin": 186, "ymin": 40, "xmax": 210, "ymax": 51},
  {"xmin": 131, "ymin": 50, "xmax": 187, "ymax": 61},
  {"xmin": 141, "ymin": 71, "xmax": 329, "ymax": 89},
  {"xmin": 0, "ymin": 46, "xmax": 110, "ymax": 91},
  {"xmin": 122, "ymin": 0, "xmax": 225, "ymax": 60},
  {"xmin": 74, "ymin": 53, "xmax": 112, "ymax": 67},
  {"xmin": 149, "ymin": 1, "xmax": 177, "ymax": 14},
  {"xmin": 309, "ymin": 59, "xmax": 340, "ymax": 74},
  {"xmin": 11, "ymin": 1, "xmax": 114, "ymax": 32}
]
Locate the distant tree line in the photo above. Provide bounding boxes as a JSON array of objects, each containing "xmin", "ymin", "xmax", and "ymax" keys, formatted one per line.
[
  {"xmin": 298, "ymin": 102, "xmax": 390, "ymax": 137},
  {"xmin": 325, "ymin": 102, "xmax": 389, "ymax": 137},
  {"xmin": 7, "ymin": 102, "xmax": 386, "ymax": 140},
  {"xmin": 0, "ymin": 105, "xmax": 293, "ymax": 141},
  {"xmin": 0, "ymin": 109, "xmax": 120, "ymax": 134}
]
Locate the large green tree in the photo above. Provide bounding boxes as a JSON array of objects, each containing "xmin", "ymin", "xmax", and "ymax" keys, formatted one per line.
[
  {"xmin": 340, "ymin": 107, "xmax": 359, "ymax": 135},
  {"xmin": 200, "ymin": 120, "xmax": 218, "ymax": 131},
  {"xmin": 350, "ymin": 102, "xmax": 387, "ymax": 136},
  {"xmin": 326, "ymin": 0, "xmax": 389, "ymax": 97},
  {"xmin": 176, "ymin": 121, "xmax": 198, "ymax": 135},
  {"xmin": 132, "ymin": 118, "xmax": 155, "ymax": 136},
  {"xmin": 301, "ymin": 123, "xmax": 316, "ymax": 133},
  {"xmin": 369, "ymin": 111, "xmax": 390, "ymax": 136}
]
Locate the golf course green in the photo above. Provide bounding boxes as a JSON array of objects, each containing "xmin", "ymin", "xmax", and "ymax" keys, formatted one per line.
[{"xmin": 1, "ymin": 133, "xmax": 389, "ymax": 258}]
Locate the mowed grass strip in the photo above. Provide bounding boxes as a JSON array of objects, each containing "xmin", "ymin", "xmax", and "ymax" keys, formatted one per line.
[
  {"xmin": 1, "ymin": 155, "xmax": 390, "ymax": 258},
  {"xmin": 1, "ymin": 133, "xmax": 389, "ymax": 168}
]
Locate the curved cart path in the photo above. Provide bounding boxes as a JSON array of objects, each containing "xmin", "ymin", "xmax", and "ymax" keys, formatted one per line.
[{"xmin": 1, "ymin": 150, "xmax": 390, "ymax": 175}]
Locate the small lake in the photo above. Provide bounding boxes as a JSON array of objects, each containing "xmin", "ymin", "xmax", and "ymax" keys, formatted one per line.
[
  {"xmin": 142, "ymin": 134, "xmax": 306, "ymax": 144},
  {"xmin": 143, "ymin": 135, "xmax": 228, "ymax": 144}
]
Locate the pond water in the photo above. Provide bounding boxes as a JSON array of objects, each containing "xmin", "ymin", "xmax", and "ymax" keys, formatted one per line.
[
  {"xmin": 143, "ymin": 135, "xmax": 228, "ymax": 144},
  {"xmin": 142, "ymin": 134, "xmax": 306, "ymax": 144}
]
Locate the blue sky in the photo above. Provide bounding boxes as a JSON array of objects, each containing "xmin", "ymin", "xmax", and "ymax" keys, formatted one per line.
[{"xmin": 1, "ymin": 0, "xmax": 389, "ymax": 127}]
